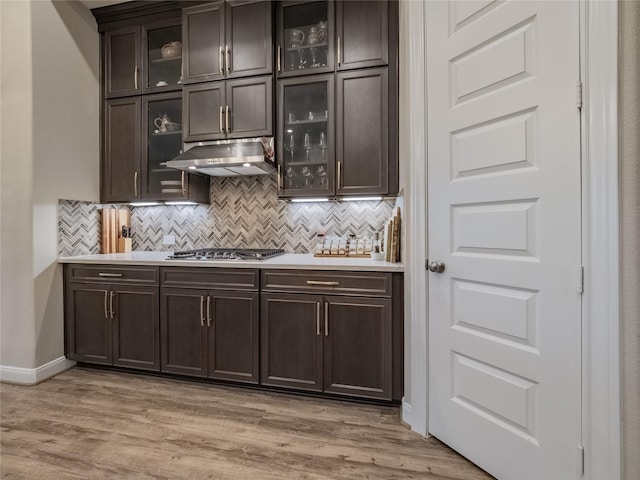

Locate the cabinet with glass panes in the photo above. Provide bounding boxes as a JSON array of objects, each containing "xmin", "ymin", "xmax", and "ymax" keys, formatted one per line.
[{"xmin": 143, "ymin": 19, "xmax": 183, "ymax": 94}]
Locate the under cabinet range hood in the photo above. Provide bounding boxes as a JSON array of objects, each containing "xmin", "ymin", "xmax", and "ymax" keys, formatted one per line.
[{"xmin": 166, "ymin": 137, "xmax": 275, "ymax": 176}]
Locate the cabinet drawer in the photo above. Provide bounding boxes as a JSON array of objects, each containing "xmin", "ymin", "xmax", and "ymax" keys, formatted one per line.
[
  {"xmin": 261, "ymin": 270, "xmax": 392, "ymax": 297},
  {"xmin": 66, "ymin": 264, "xmax": 159, "ymax": 285},
  {"xmin": 160, "ymin": 267, "xmax": 259, "ymax": 290}
]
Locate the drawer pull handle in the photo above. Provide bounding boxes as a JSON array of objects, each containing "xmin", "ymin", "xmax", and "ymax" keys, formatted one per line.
[
  {"xmin": 200, "ymin": 296, "xmax": 205, "ymax": 327},
  {"xmin": 110, "ymin": 291, "xmax": 115, "ymax": 319},
  {"xmin": 206, "ymin": 296, "xmax": 212, "ymax": 327},
  {"xmin": 324, "ymin": 302, "xmax": 329, "ymax": 336},
  {"xmin": 104, "ymin": 290, "xmax": 109, "ymax": 319},
  {"xmin": 306, "ymin": 281, "xmax": 339, "ymax": 286},
  {"xmin": 98, "ymin": 273, "xmax": 123, "ymax": 277},
  {"xmin": 316, "ymin": 302, "xmax": 321, "ymax": 336}
]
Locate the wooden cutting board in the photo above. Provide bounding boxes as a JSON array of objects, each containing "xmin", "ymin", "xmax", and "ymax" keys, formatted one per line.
[{"xmin": 102, "ymin": 208, "xmax": 130, "ymax": 254}]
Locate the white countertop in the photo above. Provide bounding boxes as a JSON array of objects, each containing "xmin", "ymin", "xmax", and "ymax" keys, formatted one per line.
[{"xmin": 58, "ymin": 251, "xmax": 404, "ymax": 272}]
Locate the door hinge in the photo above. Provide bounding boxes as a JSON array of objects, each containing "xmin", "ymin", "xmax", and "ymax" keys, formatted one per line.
[
  {"xmin": 576, "ymin": 81, "xmax": 583, "ymax": 110},
  {"xmin": 577, "ymin": 445, "xmax": 585, "ymax": 475},
  {"xmin": 577, "ymin": 265, "xmax": 584, "ymax": 293}
]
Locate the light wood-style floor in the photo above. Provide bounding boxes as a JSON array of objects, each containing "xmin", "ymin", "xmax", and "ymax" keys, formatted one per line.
[{"xmin": 1, "ymin": 368, "xmax": 492, "ymax": 479}]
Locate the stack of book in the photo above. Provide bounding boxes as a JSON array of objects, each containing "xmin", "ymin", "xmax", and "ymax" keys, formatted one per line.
[{"xmin": 383, "ymin": 207, "xmax": 402, "ymax": 263}]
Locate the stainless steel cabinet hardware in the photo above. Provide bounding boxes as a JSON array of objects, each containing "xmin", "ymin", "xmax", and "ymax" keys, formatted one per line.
[
  {"xmin": 277, "ymin": 45, "xmax": 281, "ymax": 72},
  {"xmin": 337, "ymin": 37, "xmax": 341, "ymax": 66},
  {"xmin": 98, "ymin": 273, "xmax": 123, "ymax": 277},
  {"xmin": 219, "ymin": 106, "xmax": 224, "ymax": 133},
  {"xmin": 277, "ymin": 165, "xmax": 282, "ymax": 191},
  {"xmin": 219, "ymin": 46, "xmax": 224, "ymax": 74},
  {"xmin": 104, "ymin": 290, "xmax": 109, "ymax": 319},
  {"xmin": 134, "ymin": 171, "xmax": 139, "ymax": 197},
  {"xmin": 200, "ymin": 296, "xmax": 205, "ymax": 326},
  {"xmin": 225, "ymin": 105, "xmax": 230, "ymax": 133},
  {"xmin": 206, "ymin": 296, "xmax": 212, "ymax": 327},
  {"xmin": 181, "ymin": 171, "xmax": 186, "ymax": 195},
  {"xmin": 324, "ymin": 302, "xmax": 329, "ymax": 336},
  {"xmin": 316, "ymin": 302, "xmax": 321, "ymax": 336},
  {"xmin": 225, "ymin": 45, "xmax": 230, "ymax": 73},
  {"xmin": 428, "ymin": 260, "xmax": 445, "ymax": 273},
  {"xmin": 134, "ymin": 67, "xmax": 138, "ymax": 89},
  {"xmin": 306, "ymin": 280, "xmax": 340, "ymax": 286},
  {"xmin": 337, "ymin": 161, "xmax": 342, "ymax": 188},
  {"xmin": 110, "ymin": 291, "xmax": 114, "ymax": 319}
]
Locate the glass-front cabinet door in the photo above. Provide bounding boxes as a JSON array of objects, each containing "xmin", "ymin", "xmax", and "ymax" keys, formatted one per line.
[
  {"xmin": 277, "ymin": 1, "xmax": 334, "ymax": 77},
  {"xmin": 278, "ymin": 75, "xmax": 334, "ymax": 197},
  {"xmin": 142, "ymin": 92, "xmax": 185, "ymax": 199},
  {"xmin": 143, "ymin": 19, "xmax": 183, "ymax": 94}
]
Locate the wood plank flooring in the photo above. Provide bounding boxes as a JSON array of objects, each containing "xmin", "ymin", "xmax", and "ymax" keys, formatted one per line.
[{"xmin": 1, "ymin": 368, "xmax": 492, "ymax": 479}]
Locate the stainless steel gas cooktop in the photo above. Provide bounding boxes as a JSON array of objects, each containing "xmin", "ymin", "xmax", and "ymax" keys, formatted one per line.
[{"xmin": 167, "ymin": 248, "xmax": 285, "ymax": 261}]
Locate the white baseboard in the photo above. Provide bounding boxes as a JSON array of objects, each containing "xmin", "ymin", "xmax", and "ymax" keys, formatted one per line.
[
  {"xmin": 402, "ymin": 398, "xmax": 413, "ymax": 426},
  {"xmin": 0, "ymin": 356, "xmax": 76, "ymax": 385}
]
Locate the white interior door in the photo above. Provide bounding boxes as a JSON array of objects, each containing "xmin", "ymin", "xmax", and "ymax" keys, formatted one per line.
[{"xmin": 426, "ymin": 2, "xmax": 582, "ymax": 479}]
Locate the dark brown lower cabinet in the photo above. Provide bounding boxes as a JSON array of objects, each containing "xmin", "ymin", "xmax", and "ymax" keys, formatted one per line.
[
  {"xmin": 65, "ymin": 282, "xmax": 159, "ymax": 371},
  {"xmin": 261, "ymin": 292, "xmax": 393, "ymax": 400},
  {"xmin": 160, "ymin": 288, "xmax": 259, "ymax": 383}
]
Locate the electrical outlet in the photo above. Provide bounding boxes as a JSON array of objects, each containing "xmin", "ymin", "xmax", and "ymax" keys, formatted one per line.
[{"xmin": 163, "ymin": 235, "xmax": 175, "ymax": 246}]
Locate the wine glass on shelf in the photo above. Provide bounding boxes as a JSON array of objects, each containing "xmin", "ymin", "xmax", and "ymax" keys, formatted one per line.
[
  {"xmin": 284, "ymin": 132, "xmax": 296, "ymax": 162},
  {"xmin": 310, "ymin": 47, "xmax": 319, "ymax": 67},
  {"xmin": 319, "ymin": 131, "xmax": 327, "ymax": 160},
  {"xmin": 301, "ymin": 166, "xmax": 313, "ymax": 188},
  {"xmin": 303, "ymin": 132, "xmax": 312, "ymax": 162}
]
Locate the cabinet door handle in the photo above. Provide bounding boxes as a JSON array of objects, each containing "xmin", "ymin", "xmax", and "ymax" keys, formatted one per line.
[
  {"xmin": 181, "ymin": 171, "xmax": 186, "ymax": 196},
  {"xmin": 225, "ymin": 105, "xmax": 230, "ymax": 133},
  {"xmin": 316, "ymin": 302, "xmax": 321, "ymax": 336},
  {"xmin": 110, "ymin": 291, "xmax": 115, "ymax": 319},
  {"xmin": 324, "ymin": 301, "xmax": 329, "ymax": 336},
  {"xmin": 225, "ymin": 45, "xmax": 230, "ymax": 73},
  {"xmin": 200, "ymin": 296, "xmax": 205, "ymax": 326},
  {"xmin": 134, "ymin": 66, "xmax": 138, "ymax": 89},
  {"xmin": 219, "ymin": 46, "xmax": 224, "ymax": 74},
  {"xmin": 277, "ymin": 165, "xmax": 282, "ymax": 191},
  {"xmin": 337, "ymin": 36, "xmax": 341, "ymax": 67},
  {"xmin": 337, "ymin": 161, "xmax": 342, "ymax": 189},
  {"xmin": 98, "ymin": 272, "xmax": 122, "ymax": 277},
  {"xmin": 134, "ymin": 171, "xmax": 139, "ymax": 197},
  {"xmin": 104, "ymin": 290, "xmax": 109, "ymax": 319},
  {"xmin": 206, "ymin": 296, "xmax": 212, "ymax": 327},
  {"xmin": 277, "ymin": 45, "xmax": 281, "ymax": 72},
  {"xmin": 306, "ymin": 280, "xmax": 340, "ymax": 286},
  {"xmin": 219, "ymin": 106, "xmax": 224, "ymax": 133}
]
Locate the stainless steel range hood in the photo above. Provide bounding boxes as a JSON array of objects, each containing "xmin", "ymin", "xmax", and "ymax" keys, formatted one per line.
[{"xmin": 166, "ymin": 137, "xmax": 275, "ymax": 176}]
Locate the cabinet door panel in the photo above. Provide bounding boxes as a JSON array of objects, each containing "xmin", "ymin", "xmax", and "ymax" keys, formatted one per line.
[
  {"xmin": 65, "ymin": 284, "xmax": 112, "ymax": 365},
  {"xmin": 227, "ymin": 1, "xmax": 272, "ymax": 78},
  {"xmin": 105, "ymin": 26, "xmax": 141, "ymax": 97},
  {"xmin": 323, "ymin": 296, "xmax": 392, "ymax": 400},
  {"xmin": 112, "ymin": 285, "xmax": 159, "ymax": 371},
  {"xmin": 103, "ymin": 97, "xmax": 141, "ymax": 202},
  {"xmin": 208, "ymin": 291, "xmax": 259, "ymax": 384},
  {"xmin": 261, "ymin": 293, "xmax": 323, "ymax": 391},
  {"xmin": 183, "ymin": 83, "xmax": 226, "ymax": 142},
  {"xmin": 183, "ymin": 2, "xmax": 225, "ymax": 84},
  {"xmin": 160, "ymin": 288, "xmax": 208, "ymax": 377},
  {"xmin": 337, "ymin": 1, "xmax": 388, "ymax": 71},
  {"xmin": 336, "ymin": 68, "xmax": 388, "ymax": 195},
  {"xmin": 226, "ymin": 76, "xmax": 273, "ymax": 139}
]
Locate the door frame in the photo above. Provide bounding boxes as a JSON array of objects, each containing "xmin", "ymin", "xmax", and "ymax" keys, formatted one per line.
[{"xmin": 401, "ymin": 1, "xmax": 621, "ymax": 478}]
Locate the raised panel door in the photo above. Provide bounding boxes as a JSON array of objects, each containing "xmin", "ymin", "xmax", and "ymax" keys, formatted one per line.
[
  {"xmin": 182, "ymin": 2, "xmax": 225, "ymax": 84},
  {"xmin": 336, "ymin": 68, "xmax": 388, "ymax": 195},
  {"xmin": 183, "ymin": 82, "xmax": 226, "ymax": 142},
  {"xmin": 112, "ymin": 285, "xmax": 159, "ymax": 371},
  {"xmin": 65, "ymin": 284, "xmax": 112, "ymax": 365},
  {"xmin": 103, "ymin": 97, "xmax": 141, "ymax": 202},
  {"xmin": 260, "ymin": 293, "xmax": 323, "ymax": 392},
  {"xmin": 207, "ymin": 291, "xmax": 259, "ymax": 384},
  {"xmin": 226, "ymin": 0, "xmax": 273, "ymax": 78},
  {"xmin": 226, "ymin": 76, "xmax": 273, "ymax": 139},
  {"xmin": 336, "ymin": 1, "xmax": 388, "ymax": 71},
  {"xmin": 160, "ymin": 288, "xmax": 208, "ymax": 377},
  {"xmin": 105, "ymin": 25, "xmax": 141, "ymax": 98},
  {"xmin": 323, "ymin": 296, "xmax": 392, "ymax": 400}
]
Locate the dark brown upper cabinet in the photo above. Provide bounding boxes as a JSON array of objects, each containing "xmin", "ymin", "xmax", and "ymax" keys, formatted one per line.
[
  {"xmin": 182, "ymin": 1, "xmax": 273, "ymax": 85},
  {"xmin": 336, "ymin": 0, "xmax": 389, "ymax": 71},
  {"xmin": 104, "ymin": 15, "xmax": 184, "ymax": 98},
  {"xmin": 183, "ymin": 75, "xmax": 273, "ymax": 142}
]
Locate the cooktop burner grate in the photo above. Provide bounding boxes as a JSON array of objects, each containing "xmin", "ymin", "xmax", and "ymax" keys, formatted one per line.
[{"xmin": 167, "ymin": 248, "xmax": 285, "ymax": 261}]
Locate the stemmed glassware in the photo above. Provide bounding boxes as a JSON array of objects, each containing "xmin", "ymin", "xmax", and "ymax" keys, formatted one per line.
[
  {"xmin": 319, "ymin": 131, "xmax": 327, "ymax": 160},
  {"xmin": 303, "ymin": 132, "xmax": 312, "ymax": 162},
  {"xmin": 285, "ymin": 133, "xmax": 296, "ymax": 162}
]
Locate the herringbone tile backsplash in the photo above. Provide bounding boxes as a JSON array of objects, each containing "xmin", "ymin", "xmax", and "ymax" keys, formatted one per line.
[{"xmin": 58, "ymin": 175, "xmax": 395, "ymax": 256}]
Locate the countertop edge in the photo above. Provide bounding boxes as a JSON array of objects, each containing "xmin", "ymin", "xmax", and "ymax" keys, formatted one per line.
[{"xmin": 57, "ymin": 253, "xmax": 405, "ymax": 273}]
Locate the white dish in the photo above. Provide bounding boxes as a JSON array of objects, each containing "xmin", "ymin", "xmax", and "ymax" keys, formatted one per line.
[
  {"xmin": 160, "ymin": 180, "xmax": 182, "ymax": 186},
  {"xmin": 161, "ymin": 188, "xmax": 182, "ymax": 194}
]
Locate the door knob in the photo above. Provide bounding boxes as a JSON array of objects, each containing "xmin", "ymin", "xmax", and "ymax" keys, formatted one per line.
[{"xmin": 428, "ymin": 260, "xmax": 445, "ymax": 273}]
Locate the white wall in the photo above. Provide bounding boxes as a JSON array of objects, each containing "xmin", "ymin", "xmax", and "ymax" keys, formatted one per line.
[{"xmin": 0, "ymin": 0, "xmax": 99, "ymax": 378}]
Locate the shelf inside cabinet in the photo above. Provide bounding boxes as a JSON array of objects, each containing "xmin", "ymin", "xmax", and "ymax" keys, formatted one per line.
[
  {"xmin": 151, "ymin": 130, "xmax": 182, "ymax": 136},
  {"xmin": 287, "ymin": 119, "xmax": 327, "ymax": 126},
  {"xmin": 151, "ymin": 56, "xmax": 182, "ymax": 63},
  {"xmin": 287, "ymin": 160, "xmax": 328, "ymax": 166},
  {"xmin": 285, "ymin": 42, "xmax": 328, "ymax": 52}
]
